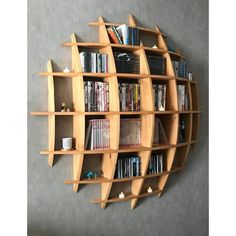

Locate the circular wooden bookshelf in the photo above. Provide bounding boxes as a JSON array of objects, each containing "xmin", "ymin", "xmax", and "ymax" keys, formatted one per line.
[{"xmin": 31, "ymin": 14, "xmax": 200, "ymax": 209}]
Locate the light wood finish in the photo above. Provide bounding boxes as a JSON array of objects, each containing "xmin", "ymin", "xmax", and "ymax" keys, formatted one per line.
[
  {"xmin": 155, "ymin": 26, "xmax": 180, "ymax": 197},
  {"xmin": 127, "ymin": 15, "xmax": 156, "ymax": 209},
  {"xmin": 91, "ymin": 189, "xmax": 162, "ymax": 204},
  {"xmin": 31, "ymin": 14, "xmax": 200, "ymax": 209},
  {"xmin": 71, "ymin": 33, "xmax": 85, "ymax": 192},
  {"xmin": 47, "ymin": 60, "xmax": 55, "ymax": 167},
  {"xmin": 96, "ymin": 16, "xmax": 121, "ymax": 209}
]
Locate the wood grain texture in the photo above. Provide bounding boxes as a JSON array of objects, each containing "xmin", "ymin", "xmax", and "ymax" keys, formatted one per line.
[{"xmin": 47, "ymin": 60, "xmax": 55, "ymax": 167}]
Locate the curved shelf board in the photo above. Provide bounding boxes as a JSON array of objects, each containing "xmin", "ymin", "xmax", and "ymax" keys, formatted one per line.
[
  {"xmin": 91, "ymin": 189, "xmax": 162, "ymax": 205},
  {"xmin": 46, "ymin": 60, "xmax": 55, "ymax": 167},
  {"xmin": 64, "ymin": 167, "xmax": 182, "ymax": 185}
]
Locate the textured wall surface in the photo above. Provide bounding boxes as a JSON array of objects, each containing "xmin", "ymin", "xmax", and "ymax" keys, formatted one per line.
[{"xmin": 28, "ymin": 0, "xmax": 208, "ymax": 235}]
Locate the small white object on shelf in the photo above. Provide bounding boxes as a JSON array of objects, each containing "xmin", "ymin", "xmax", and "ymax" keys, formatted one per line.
[
  {"xmin": 152, "ymin": 45, "xmax": 157, "ymax": 49},
  {"xmin": 63, "ymin": 67, "xmax": 70, "ymax": 73},
  {"xmin": 119, "ymin": 192, "xmax": 125, "ymax": 199},
  {"xmin": 147, "ymin": 186, "xmax": 153, "ymax": 193},
  {"xmin": 159, "ymin": 106, "xmax": 165, "ymax": 111}
]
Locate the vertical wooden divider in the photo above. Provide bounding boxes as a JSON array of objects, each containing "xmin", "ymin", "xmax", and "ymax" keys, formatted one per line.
[
  {"xmin": 155, "ymin": 27, "xmax": 179, "ymax": 197},
  {"xmin": 98, "ymin": 17, "xmax": 120, "ymax": 209},
  {"xmin": 191, "ymin": 84, "xmax": 200, "ymax": 150},
  {"xmin": 129, "ymin": 14, "xmax": 155, "ymax": 209},
  {"xmin": 71, "ymin": 33, "xmax": 85, "ymax": 192},
  {"xmin": 47, "ymin": 60, "xmax": 55, "ymax": 167}
]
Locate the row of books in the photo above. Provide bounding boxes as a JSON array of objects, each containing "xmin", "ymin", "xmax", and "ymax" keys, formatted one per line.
[
  {"xmin": 84, "ymin": 117, "xmax": 169, "ymax": 150},
  {"xmin": 148, "ymin": 153, "xmax": 164, "ymax": 174},
  {"xmin": 178, "ymin": 117, "xmax": 186, "ymax": 143},
  {"xmin": 107, "ymin": 25, "xmax": 140, "ymax": 45},
  {"xmin": 118, "ymin": 82, "xmax": 140, "ymax": 111},
  {"xmin": 177, "ymin": 84, "xmax": 189, "ymax": 111},
  {"xmin": 115, "ymin": 155, "xmax": 141, "ymax": 178},
  {"xmin": 120, "ymin": 118, "xmax": 141, "ymax": 147},
  {"xmin": 153, "ymin": 84, "xmax": 166, "ymax": 111},
  {"xmin": 85, "ymin": 119, "xmax": 110, "ymax": 150},
  {"xmin": 84, "ymin": 81, "xmax": 109, "ymax": 112},
  {"xmin": 79, "ymin": 52, "xmax": 108, "ymax": 73},
  {"xmin": 147, "ymin": 55, "xmax": 166, "ymax": 75},
  {"xmin": 114, "ymin": 52, "xmax": 140, "ymax": 73},
  {"xmin": 172, "ymin": 60, "xmax": 187, "ymax": 78}
]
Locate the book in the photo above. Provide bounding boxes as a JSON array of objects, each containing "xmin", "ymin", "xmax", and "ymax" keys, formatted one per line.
[
  {"xmin": 177, "ymin": 84, "xmax": 188, "ymax": 111},
  {"xmin": 115, "ymin": 155, "xmax": 141, "ymax": 179},
  {"xmin": 116, "ymin": 24, "xmax": 128, "ymax": 44},
  {"xmin": 148, "ymin": 153, "xmax": 164, "ymax": 174},
  {"xmin": 80, "ymin": 52, "xmax": 108, "ymax": 73},
  {"xmin": 107, "ymin": 26, "xmax": 123, "ymax": 44}
]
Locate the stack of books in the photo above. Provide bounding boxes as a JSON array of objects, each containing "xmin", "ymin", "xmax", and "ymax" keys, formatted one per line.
[
  {"xmin": 79, "ymin": 52, "xmax": 108, "ymax": 73},
  {"xmin": 147, "ymin": 55, "xmax": 166, "ymax": 75},
  {"xmin": 84, "ymin": 81, "xmax": 109, "ymax": 112},
  {"xmin": 85, "ymin": 119, "xmax": 110, "ymax": 150},
  {"xmin": 172, "ymin": 60, "xmax": 187, "ymax": 78},
  {"xmin": 153, "ymin": 84, "xmax": 166, "ymax": 111},
  {"xmin": 115, "ymin": 155, "xmax": 141, "ymax": 178},
  {"xmin": 153, "ymin": 118, "xmax": 168, "ymax": 145},
  {"xmin": 148, "ymin": 153, "xmax": 164, "ymax": 174},
  {"xmin": 107, "ymin": 25, "xmax": 140, "ymax": 45},
  {"xmin": 118, "ymin": 82, "xmax": 140, "ymax": 111},
  {"xmin": 114, "ymin": 52, "xmax": 140, "ymax": 73},
  {"xmin": 177, "ymin": 85, "xmax": 189, "ymax": 111},
  {"xmin": 178, "ymin": 117, "xmax": 185, "ymax": 143},
  {"xmin": 119, "ymin": 118, "xmax": 141, "ymax": 147}
]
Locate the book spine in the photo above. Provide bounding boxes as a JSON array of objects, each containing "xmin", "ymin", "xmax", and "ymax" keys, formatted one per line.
[{"xmin": 107, "ymin": 27, "xmax": 120, "ymax": 44}]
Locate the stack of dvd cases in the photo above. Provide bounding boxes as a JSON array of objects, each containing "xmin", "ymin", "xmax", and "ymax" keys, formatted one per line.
[
  {"xmin": 147, "ymin": 55, "xmax": 166, "ymax": 75},
  {"xmin": 114, "ymin": 52, "xmax": 140, "ymax": 73}
]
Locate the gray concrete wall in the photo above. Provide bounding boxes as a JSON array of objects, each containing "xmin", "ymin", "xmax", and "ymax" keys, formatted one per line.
[{"xmin": 28, "ymin": 0, "xmax": 208, "ymax": 235}]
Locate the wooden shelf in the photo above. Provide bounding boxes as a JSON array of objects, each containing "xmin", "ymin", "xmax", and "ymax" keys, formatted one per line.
[
  {"xmin": 31, "ymin": 14, "xmax": 200, "ymax": 209},
  {"xmin": 40, "ymin": 149, "xmax": 116, "ymax": 155},
  {"xmin": 91, "ymin": 189, "xmax": 162, "ymax": 204}
]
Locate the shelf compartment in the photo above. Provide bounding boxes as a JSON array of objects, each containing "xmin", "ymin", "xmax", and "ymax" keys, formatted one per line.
[
  {"xmin": 172, "ymin": 146, "xmax": 190, "ymax": 168},
  {"xmin": 177, "ymin": 80, "xmax": 192, "ymax": 111},
  {"xmin": 154, "ymin": 114, "xmax": 178, "ymax": 145},
  {"xmin": 64, "ymin": 166, "xmax": 182, "ymax": 184},
  {"xmin": 178, "ymin": 114, "xmax": 192, "ymax": 144},
  {"xmin": 190, "ymin": 83, "xmax": 199, "ymax": 110},
  {"xmin": 191, "ymin": 114, "xmax": 200, "ymax": 141}
]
